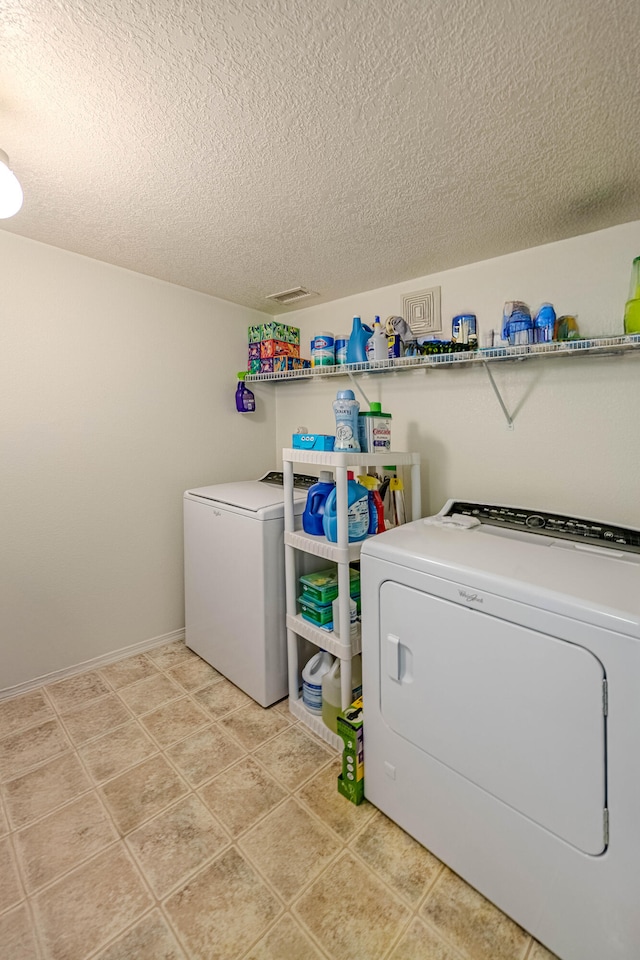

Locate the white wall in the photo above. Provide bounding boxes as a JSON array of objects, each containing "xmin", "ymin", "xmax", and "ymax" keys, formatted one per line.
[
  {"xmin": 274, "ymin": 221, "xmax": 640, "ymax": 528},
  {"xmin": 0, "ymin": 232, "xmax": 274, "ymax": 693}
]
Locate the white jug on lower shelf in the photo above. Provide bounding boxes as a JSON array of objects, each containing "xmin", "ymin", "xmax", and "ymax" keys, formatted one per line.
[
  {"xmin": 322, "ymin": 654, "xmax": 362, "ymax": 733},
  {"xmin": 302, "ymin": 651, "xmax": 334, "ymax": 715}
]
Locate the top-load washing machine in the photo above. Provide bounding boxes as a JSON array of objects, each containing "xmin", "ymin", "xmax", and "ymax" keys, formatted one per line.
[
  {"xmin": 360, "ymin": 500, "xmax": 640, "ymax": 960},
  {"xmin": 184, "ymin": 471, "xmax": 317, "ymax": 707}
]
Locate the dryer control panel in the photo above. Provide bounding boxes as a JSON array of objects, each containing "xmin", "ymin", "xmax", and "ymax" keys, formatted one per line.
[{"xmin": 446, "ymin": 501, "xmax": 640, "ymax": 555}]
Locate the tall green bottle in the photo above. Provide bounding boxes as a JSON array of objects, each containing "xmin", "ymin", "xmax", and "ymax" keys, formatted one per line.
[{"xmin": 624, "ymin": 256, "xmax": 640, "ymax": 334}]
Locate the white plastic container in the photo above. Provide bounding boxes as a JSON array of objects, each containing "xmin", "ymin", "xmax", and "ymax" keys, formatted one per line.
[
  {"xmin": 368, "ymin": 317, "xmax": 389, "ymax": 360},
  {"xmin": 302, "ymin": 651, "xmax": 334, "ymax": 714},
  {"xmin": 322, "ymin": 654, "xmax": 363, "ymax": 733},
  {"xmin": 311, "ymin": 332, "xmax": 335, "ymax": 367},
  {"xmin": 332, "ymin": 596, "xmax": 359, "ymax": 640},
  {"xmin": 335, "ymin": 334, "xmax": 349, "ymax": 365}
]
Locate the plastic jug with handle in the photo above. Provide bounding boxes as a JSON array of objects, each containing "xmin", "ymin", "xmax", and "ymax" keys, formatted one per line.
[
  {"xmin": 346, "ymin": 316, "xmax": 372, "ymax": 363},
  {"xmin": 302, "ymin": 651, "xmax": 334, "ymax": 715},
  {"xmin": 322, "ymin": 655, "xmax": 363, "ymax": 733},
  {"xmin": 302, "ymin": 472, "xmax": 335, "ymax": 536}
]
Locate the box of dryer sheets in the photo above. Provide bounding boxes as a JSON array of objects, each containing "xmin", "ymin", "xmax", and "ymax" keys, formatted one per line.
[
  {"xmin": 292, "ymin": 433, "xmax": 335, "ymax": 451},
  {"xmin": 337, "ymin": 697, "xmax": 364, "ymax": 804}
]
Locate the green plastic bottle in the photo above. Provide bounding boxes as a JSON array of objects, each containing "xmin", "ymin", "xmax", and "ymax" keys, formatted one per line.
[{"xmin": 624, "ymin": 256, "xmax": 640, "ymax": 334}]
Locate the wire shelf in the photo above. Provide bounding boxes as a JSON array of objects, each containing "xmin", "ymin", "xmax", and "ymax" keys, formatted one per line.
[{"xmin": 245, "ymin": 335, "xmax": 640, "ymax": 383}]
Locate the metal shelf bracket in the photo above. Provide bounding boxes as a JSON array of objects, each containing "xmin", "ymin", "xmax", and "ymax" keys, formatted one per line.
[{"xmin": 482, "ymin": 361, "xmax": 514, "ymax": 429}]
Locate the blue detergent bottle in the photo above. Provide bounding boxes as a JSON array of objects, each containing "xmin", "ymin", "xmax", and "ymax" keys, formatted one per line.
[
  {"xmin": 302, "ymin": 471, "xmax": 335, "ymax": 535},
  {"xmin": 323, "ymin": 471, "xmax": 370, "ymax": 543},
  {"xmin": 346, "ymin": 316, "xmax": 373, "ymax": 363}
]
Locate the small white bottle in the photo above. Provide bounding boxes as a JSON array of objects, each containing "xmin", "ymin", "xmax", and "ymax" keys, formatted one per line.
[
  {"xmin": 368, "ymin": 316, "xmax": 388, "ymax": 360},
  {"xmin": 332, "ymin": 596, "xmax": 359, "ymax": 639}
]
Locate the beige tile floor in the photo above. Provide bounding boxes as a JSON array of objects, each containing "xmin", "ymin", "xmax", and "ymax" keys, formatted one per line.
[{"xmin": 0, "ymin": 641, "xmax": 558, "ymax": 960}]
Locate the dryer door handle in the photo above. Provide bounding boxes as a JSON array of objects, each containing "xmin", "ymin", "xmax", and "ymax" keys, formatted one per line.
[{"xmin": 386, "ymin": 633, "xmax": 401, "ymax": 681}]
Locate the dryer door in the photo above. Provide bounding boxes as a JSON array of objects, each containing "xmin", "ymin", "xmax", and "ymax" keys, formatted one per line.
[{"xmin": 379, "ymin": 582, "xmax": 607, "ymax": 854}]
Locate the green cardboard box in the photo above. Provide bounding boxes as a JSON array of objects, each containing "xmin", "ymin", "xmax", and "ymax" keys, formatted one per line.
[
  {"xmin": 337, "ymin": 696, "xmax": 364, "ymax": 805},
  {"xmin": 259, "ymin": 321, "xmax": 300, "ymax": 345}
]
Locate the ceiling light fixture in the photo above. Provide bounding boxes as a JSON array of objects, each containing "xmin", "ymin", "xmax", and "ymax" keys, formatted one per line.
[{"xmin": 0, "ymin": 149, "xmax": 23, "ymax": 218}]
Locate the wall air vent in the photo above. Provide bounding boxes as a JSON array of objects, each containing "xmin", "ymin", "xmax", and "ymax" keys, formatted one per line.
[{"xmin": 266, "ymin": 286, "xmax": 318, "ymax": 305}]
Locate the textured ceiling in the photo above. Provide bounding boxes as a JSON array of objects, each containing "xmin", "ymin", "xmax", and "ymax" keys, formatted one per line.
[{"xmin": 1, "ymin": 0, "xmax": 640, "ymax": 314}]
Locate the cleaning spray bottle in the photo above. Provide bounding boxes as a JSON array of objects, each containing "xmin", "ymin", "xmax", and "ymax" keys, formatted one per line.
[
  {"xmin": 357, "ymin": 475, "xmax": 385, "ymax": 535},
  {"xmin": 235, "ymin": 372, "xmax": 255, "ymax": 412},
  {"xmin": 366, "ymin": 316, "xmax": 389, "ymax": 361},
  {"xmin": 380, "ymin": 466, "xmax": 406, "ymax": 528},
  {"xmin": 323, "ymin": 471, "xmax": 369, "ymax": 543},
  {"xmin": 390, "ymin": 473, "xmax": 407, "ymax": 526}
]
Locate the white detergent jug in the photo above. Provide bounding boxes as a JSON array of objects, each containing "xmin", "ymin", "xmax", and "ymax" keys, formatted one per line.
[
  {"xmin": 302, "ymin": 651, "xmax": 334, "ymax": 715},
  {"xmin": 322, "ymin": 654, "xmax": 362, "ymax": 733}
]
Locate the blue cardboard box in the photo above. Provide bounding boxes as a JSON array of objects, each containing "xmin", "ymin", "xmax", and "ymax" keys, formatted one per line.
[{"xmin": 292, "ymin": 433, "xmax": 335, "ymax": 451}]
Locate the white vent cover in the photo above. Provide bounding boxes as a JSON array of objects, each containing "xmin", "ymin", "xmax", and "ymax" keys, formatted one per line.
[
  {"xmin": 266, "ymin": 286, "xmax": 318, "ymax": 305},
  {"xmin": 403, "ymin": 286, "xmax": 442, "ymax": 337}
]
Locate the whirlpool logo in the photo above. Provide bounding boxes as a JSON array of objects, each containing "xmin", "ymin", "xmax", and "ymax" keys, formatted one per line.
[{"xmin": 459, "ymin": 589, "xmax": 483, "ymax": 604}]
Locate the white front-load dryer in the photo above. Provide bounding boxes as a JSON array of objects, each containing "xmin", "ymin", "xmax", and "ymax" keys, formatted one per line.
[{"xmin": 360, "ymin": 501, "xmax": 640, "ymax": 960}]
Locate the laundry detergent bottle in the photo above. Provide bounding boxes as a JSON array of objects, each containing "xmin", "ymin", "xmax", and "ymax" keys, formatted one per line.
[
  {"xmin": 346, "ymin": 316, "xmax": 372, "ymax": 363},
  {"xmin": 323, "ymin": 471, "xmax": 369, "ymax": 543},
  {"xmin": 302, "ymin": 471, "xmax": 335, "ymax": 536},
  {"xmin": 333, "ymin": 389, "xmax": 361, "ymax": 451}
]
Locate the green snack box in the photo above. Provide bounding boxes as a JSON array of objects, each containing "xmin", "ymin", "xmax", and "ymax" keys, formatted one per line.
[{"xmin": 337, "ymin": 696, "xmax": 364, "ymax": 805}]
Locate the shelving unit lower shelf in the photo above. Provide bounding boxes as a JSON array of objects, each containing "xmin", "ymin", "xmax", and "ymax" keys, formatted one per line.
[
  {"xmin": 286, "ymin": 613, "xmax": 362, "ymax": 660},
  {"xmin": 288, "ymin": 697, "xmax": 342, "ymax": 750},
  {"xmin": 284, "ymin": 530, "xmax": 366, "ymax": 564}
]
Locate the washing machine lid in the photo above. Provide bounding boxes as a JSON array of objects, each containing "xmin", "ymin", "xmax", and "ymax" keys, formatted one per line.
[
  {"xmin": 184, "ymin": 480, "xmax": 306, "ymax": 519},
  {"xmin": 362, "ymin": 501, "xmax": 640, "ymax": 637}
]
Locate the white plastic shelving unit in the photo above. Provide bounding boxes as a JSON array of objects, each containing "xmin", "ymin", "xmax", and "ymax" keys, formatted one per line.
[{"xmin": 283, "ymin": 448, "xmax": 421, "ymax": 749}]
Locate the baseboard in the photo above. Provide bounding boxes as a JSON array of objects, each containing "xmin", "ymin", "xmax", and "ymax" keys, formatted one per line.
[{"xmin": 0, "ymin": 628, "xmax": 186, "ymax": 701}]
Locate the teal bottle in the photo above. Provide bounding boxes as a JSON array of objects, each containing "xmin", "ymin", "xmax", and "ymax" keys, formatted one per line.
[{"xmin": 346, "ymin": 316, "xmax": 372, "ymax": 363}]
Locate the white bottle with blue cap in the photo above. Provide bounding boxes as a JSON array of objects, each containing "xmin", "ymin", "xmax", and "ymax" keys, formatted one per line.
[{"xmin": 333, "ymin": 389, "xmax": 361, "ymax": 451}]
